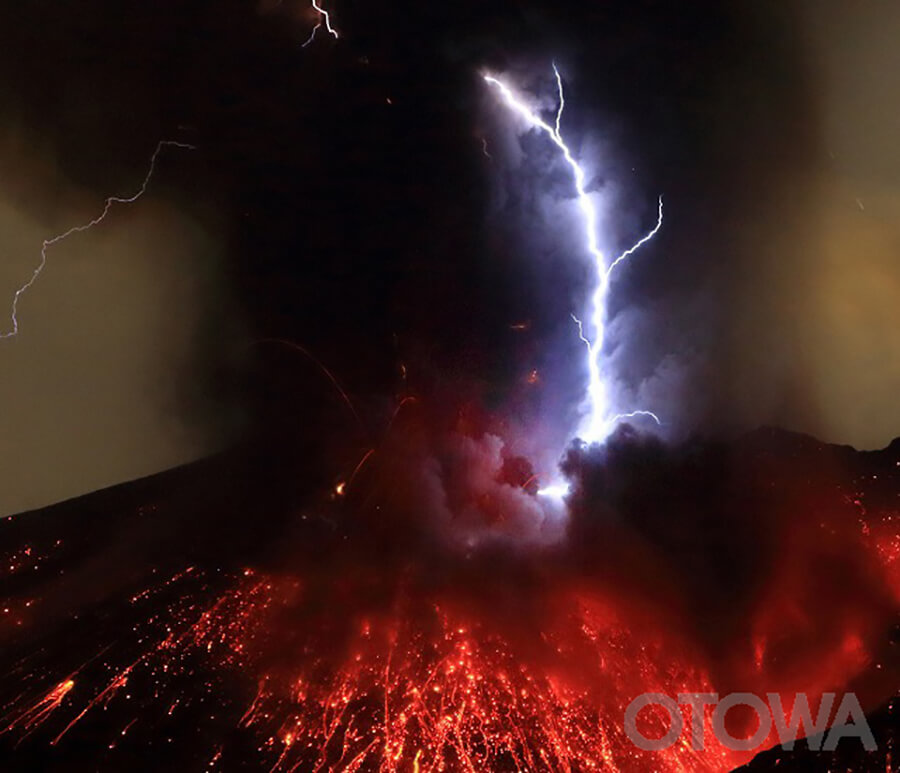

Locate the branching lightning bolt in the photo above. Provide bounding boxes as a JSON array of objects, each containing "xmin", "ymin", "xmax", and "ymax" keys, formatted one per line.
[
  {"xmin": 484, "ymin": 66, "xmax": 663, "ymax": 445},
  {"xmin": 1, "ymin": 140, "xmax": 194, "ymax": 341},
  {"xmin": 604, "ymin": 195, "xmax": 664, "ymax": 281},
  {"xmin": 301, "ymin": 0, "xmax": 339, "ymax": 48}
]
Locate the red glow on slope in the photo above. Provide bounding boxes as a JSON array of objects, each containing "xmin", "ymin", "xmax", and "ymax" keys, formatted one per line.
[{"xmin": 0, "ymin": 426, "xmax": 897, "ymax": 771}]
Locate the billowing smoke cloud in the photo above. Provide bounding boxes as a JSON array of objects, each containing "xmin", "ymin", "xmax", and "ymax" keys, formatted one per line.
[
  {"xmin": 365, "ymin": 399, "xmax": 568, "ymax": 549},
  {"xmin": 555, "ymin": 425, "xmax": 899, "ymax": 704},
  {"xmin": 475, "ymin": 2, "xmax": 900, "ymax": 451},
  {"xmin": 2, "ymin": 0, "xmax": 897, "ymax": 521}
]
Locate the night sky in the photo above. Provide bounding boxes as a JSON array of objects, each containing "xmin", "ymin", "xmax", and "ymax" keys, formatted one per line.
[{"xmin": 0, "ymin": 0, "xmax": 898, "ymax": 516}]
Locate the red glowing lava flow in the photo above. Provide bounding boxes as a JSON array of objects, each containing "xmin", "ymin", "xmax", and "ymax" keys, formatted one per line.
[
  {"xmin": 0, "ymin": 432, "xmax": 897, "ymax": 771},
  {"xmin": 2, "ymin": 568, "xmax": 734, "ymax": 771}
]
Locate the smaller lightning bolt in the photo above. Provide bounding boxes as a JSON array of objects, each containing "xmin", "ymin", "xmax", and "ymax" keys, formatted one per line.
[
  {"xmin": 1, "ymin": 140, "xmax": 194, "ymax": 340},
  {"xmin": 552, "ymin": 62, "xmax": 565, "ymax": 138},
  {"xmin": 611, "ymin": 410, "xmax": 662, "ymax": 426},
  {"xmin": 605, "ymin": 195, "xmax": 664, "ymax": 281},
  {"xmin": 301, "ymin": 0, "xmax": 339, "ymax": 48},
  {"xmin": 570, "ymin": 313, "xmax": 589, "ymax": 348}
]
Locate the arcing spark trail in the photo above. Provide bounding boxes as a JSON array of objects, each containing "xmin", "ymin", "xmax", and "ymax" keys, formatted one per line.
[
  {"xmin": 484, "ymin": 66, "xmax": 663, "ymax": 445},
  {"xmin": 1, "ymin": 140, "xmax": 193, "ymax": 340}
]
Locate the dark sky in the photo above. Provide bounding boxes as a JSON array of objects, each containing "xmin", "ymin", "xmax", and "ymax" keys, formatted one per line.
[{"xmin": 0, "ymin": 0, "xmax": 897, "ymax": 515}]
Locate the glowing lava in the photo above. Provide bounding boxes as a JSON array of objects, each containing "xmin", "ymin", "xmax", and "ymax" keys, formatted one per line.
[{"xmin": 1, "ymin": 438, "xmax": 898, "ymax": 771}]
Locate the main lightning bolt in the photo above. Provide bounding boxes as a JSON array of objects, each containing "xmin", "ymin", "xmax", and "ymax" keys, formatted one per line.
[
  {"xmin": 484, "ymin": 66, "xmax": 663, "ymax": 445},
  {"xmin": 1, "ymin": 140, "xmax": 194, "ymax": 341},
  {"xmin": 301, "ymin": 0, "xmax": 339, "ymax": 48}
]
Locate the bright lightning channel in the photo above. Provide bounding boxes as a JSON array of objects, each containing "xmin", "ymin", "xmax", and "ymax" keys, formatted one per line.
[
  {"xmin": 1, "ymin": 140, "xmax": 194, "ymax": 340},
  {"xmin": 301, "ymin": 0, "xmax": 339, "ymax": 48},
  {"xmin": 537, "ymin": 483, "xmax": 571, "ymax": 500},
  {"xmin": 484, "ymin": 66, "xmax": 663, "ymax": 446}
]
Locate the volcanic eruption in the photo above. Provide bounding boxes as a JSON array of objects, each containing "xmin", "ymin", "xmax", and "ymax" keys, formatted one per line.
[{"xmin": 0, "ymin": 1, "xmax": 898, "ymax": 772}]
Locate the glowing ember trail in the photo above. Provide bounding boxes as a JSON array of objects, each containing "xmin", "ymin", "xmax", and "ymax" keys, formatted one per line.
[
  {"xmin": 484, "ymin": 67, "xmax": 663, "ymax": 445},
  {"xmin": 1, "ymin": 140, "xmax": 194, "ymax": 340},
  {"xmin": 3, "ymin": 678, "xmax": 75, "ymax": 736}
]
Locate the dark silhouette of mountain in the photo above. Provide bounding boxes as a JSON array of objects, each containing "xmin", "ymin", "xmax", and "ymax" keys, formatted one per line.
[{"xmin": 738, "ymin": 696, "xmax": 900, "ymax": 771}]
